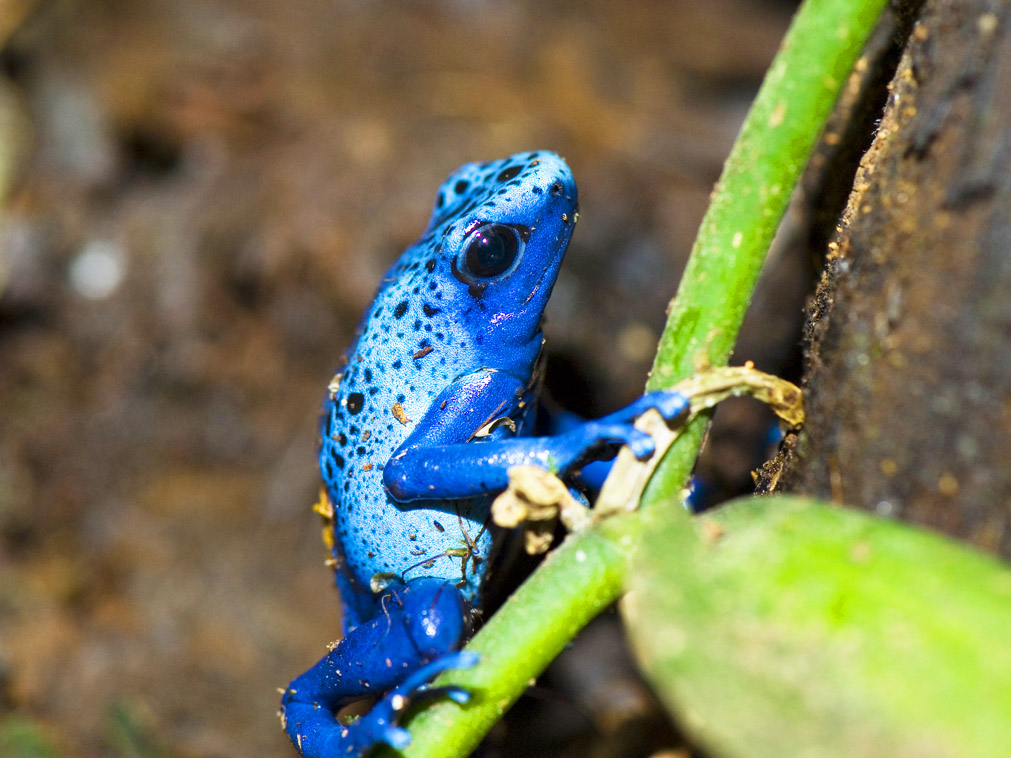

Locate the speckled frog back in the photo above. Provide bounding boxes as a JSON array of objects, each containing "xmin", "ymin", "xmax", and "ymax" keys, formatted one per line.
[{"xmin": 319, "ymin": 151, "xmax": 578, "ymax": 629}]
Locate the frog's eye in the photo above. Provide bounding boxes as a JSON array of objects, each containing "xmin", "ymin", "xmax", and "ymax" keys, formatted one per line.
[{"xmin": 459, "ymin": 223, "xmax": 524, "ymax": 280}]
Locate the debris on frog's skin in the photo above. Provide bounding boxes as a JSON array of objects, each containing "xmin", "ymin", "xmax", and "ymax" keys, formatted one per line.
[
  {"xmin": 313, "ymin": 488, "xmax": 336, "ymax": 552},
  {"xmin": 392, "ymin": 402, "xmax": 410, "ymax": 425},
  {"xmin": 313, "ymin": 488, "xmax": 335, "ymax": 519},
  {"xmin": 492, "ymin": 465, "xmax": 591, "ymax": 554},
  {"xmin": 328, "ymin": 373, "xmax": 343, "ymax": 398},
  {"xmin": 369, "ymin": 572, "xmax": 399, "ymax": 594}
]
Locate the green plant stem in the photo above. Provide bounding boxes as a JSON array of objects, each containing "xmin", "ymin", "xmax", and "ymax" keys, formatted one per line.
[
  {"xmin": 644, "ymin": 0, "xmax": 890, "ymax": 505},
  {"xmin": 394, "ymin": 0, "xmax": 889, "ymax": 754}
]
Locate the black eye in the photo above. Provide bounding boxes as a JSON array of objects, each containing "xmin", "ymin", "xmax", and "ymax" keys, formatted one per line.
[{"xmin": 461, "ymin": 223, "xmax": 523, "ymax": 279}]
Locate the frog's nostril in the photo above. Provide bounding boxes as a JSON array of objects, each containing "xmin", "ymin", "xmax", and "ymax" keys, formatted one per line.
[{"xmin": 549, "ymin": 181, "xmax": 565, "ymax": 197}]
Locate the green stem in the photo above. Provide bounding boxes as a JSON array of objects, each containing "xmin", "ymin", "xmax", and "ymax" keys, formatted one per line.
[
  {"xmin": 394, "ymin": 0, "xmax": 889, "ymax": 754},
  {"xmin": 644, "ymin": 0, "xmax": 889, "ymax": 505}
]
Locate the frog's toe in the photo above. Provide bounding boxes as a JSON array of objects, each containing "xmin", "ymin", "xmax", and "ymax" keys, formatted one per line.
[
  {"xmin": 450, "ymin": 649, "xmax": 480, "ymax": 669},
  {"xmin": 381, "ymin": 724, "xmax": 412, "ymax": 750},
  {"xmin": 359, "ymin": 650, "xmax": 477, "ymax": 750},
  {"xmin": 442, "ymin": 684, "xmax": 472, "ymax": 705},
  {"xmin": 395, "ymin": 650, "xmax": 479, "ymax": 698},
  {"xmin": 659, "ymin": 392, "xmax": 691, "ymax": 422},
  {"xmin": 648, "ymin": 389, "xmax": 691, "ymax": 421},
  {"xmin": 410, "ymin": 683, "xmax": 472, "ymax": 706},
  {"xmin": 626, "ymin": 430, "xmax": 657, "ymax": 459},
  {"xmin": 583, "ymin": 423, "xmax": 655, "ymax": 459}
]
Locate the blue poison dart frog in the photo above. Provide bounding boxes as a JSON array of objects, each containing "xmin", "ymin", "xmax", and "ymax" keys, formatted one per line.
[{"xmin": 280, "ymin": 151, "xmax": 689, "ymax": 756}]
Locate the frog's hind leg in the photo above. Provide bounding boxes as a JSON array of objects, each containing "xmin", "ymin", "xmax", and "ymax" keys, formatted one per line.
[{"xmin": 280, "ymin": 578, "xmax": 475, "ymax": 757}]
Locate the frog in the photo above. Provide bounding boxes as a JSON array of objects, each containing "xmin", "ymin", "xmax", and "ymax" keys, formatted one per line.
[{"xmin": 280, "ymin": 151, "xmax": 689, "ymax": 757}]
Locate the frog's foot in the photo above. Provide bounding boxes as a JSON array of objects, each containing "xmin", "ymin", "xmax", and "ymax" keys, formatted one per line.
[
  {"xmin": 572, "ymin": 389, "xmax": 691, "ymax": 458},
  {"xmin": 354, "ymin": 650, "xmax": 479, "ymax": 750},
  {"xmin": 569, "ymin": 421, "xmax": 659, "ymax": 460},
  {"xmin": 609, "ymin": 389, "xmax": 691, "ymax": 425},
  {"xmin": 281, "ymin": 653, "xmax": 476, "ymax": 758},
  {"xmin": 561, "ymin": 390, "xmax": 688, "ymax": 462},
  {"xmin": 281, "ymin": 579, "xmax": 473, "ymax": 757}
]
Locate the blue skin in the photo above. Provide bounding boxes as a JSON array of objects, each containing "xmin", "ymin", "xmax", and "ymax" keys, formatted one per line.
[{"xmin": 280, "ymin": 151, "xmax": 689, "ymax": 756}]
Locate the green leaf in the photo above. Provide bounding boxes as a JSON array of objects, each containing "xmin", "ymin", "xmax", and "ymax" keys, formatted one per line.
[{"xmin": 625, "ymin": 495, "xmax": 1011, "ymax": 758}]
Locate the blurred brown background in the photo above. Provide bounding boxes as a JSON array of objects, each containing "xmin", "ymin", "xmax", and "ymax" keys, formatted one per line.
[{"xmin": 0, "ymin": 1, "xmax": 798, "ymax": 755}]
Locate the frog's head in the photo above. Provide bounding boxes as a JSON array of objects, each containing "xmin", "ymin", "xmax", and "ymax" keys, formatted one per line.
[{"xmin": 421, "ymin": 151, "xmax": 578, "ymax": 369}]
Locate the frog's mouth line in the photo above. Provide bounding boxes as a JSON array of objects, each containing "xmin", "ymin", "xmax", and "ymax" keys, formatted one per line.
[
  {"xmin": 524, "ymin": 263, "xmax": 549, "ymax": 306},
  {"xmin": 523, "ymin": 221, "xmax": 575, "ymax": 306}
]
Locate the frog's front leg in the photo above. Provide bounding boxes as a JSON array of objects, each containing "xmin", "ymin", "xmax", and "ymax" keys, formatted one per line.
[
  {"xmin": 384, "ymin": 386, "xmax": 689, "ymax": 502},
  {"xmin": 280, "ymin": 578, "xmax": 475, "ymax": 757}
]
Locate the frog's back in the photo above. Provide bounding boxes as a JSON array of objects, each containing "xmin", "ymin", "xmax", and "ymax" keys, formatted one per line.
[{"xmin": 320, "ymin": 151, "xmax": 578, "ymax": 621}]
